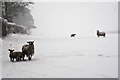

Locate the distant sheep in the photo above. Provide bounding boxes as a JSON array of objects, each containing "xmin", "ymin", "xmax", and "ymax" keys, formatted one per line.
[
  {"xmin": 8, "ymin": 49, "xmax": 24, "ymax": 62},
  {"xmin": 70, "ymin": 34, "xmax": 76, "ymax": 37},
  {"xmin": 97, "ymin": 30, "xmax": 106, "ymax": 37},
  {"xmin": 22, "ymin": 41, "xmax": 34, "ymax": 61}
]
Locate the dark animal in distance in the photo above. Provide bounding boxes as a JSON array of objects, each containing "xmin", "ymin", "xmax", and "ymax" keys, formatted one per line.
[
  {"xmin": 22, "ymin": 41, "xmax": 34, "ymax": 61},
  {"xmin": 97, "ymin": 30, "xmax": 106, "ymax": 37},
  {"xmin": 70, "ymin": 34, "xmax": 76, "ymax": 37},
  {"xmin": 8, "ymin": 49, "xmax": 24, "ymax": 62}
]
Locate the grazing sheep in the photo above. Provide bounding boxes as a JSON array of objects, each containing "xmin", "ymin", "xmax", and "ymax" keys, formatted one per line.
[
  {"xmin": 22, "ymin": 41, "xmax": 34, "ymax": 61},
  {"xmin": 70, "ymin": 34, "xmax": 76, "ymax": 37},
  {"xmin": 8, "ymin": 49, "xmax": 24, "ymax": 62},
  {"xmin": 97, "ymin": 30, "xmax": 106, "ymax": 37}
]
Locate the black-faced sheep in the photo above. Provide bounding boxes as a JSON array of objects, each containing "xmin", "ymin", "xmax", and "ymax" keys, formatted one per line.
[
  {"xmin": 97, "ymin": 30, "xmax": 106, "ymax": 37},
  {"xmin": 22, "ymin": 41, "xmax": 34, "ymax": 61},
  {"xmin": 8, "ymin": 49, "xmax": 24, "ymax": 62},
  {"xmin": 70, "ymin": 34, "xmax": 76, "ymax": 37}
]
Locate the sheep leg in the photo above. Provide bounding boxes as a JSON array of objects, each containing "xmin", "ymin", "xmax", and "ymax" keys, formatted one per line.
[
  {"xmin": 12, "ymin": 58, "xmax": 14, "ymax": 62},
  {"xmin": 21, "ymin": 56, "xmax": 24, "ymax": 61},
  {"xmin": 23, "ymin": 55, "xmax": 25, "ymax": 61},
  {"xmin": 104, "ymin": 35, "xmax": 106, "ymax": 37},
  {"xmin": 19, "ymin": 57, "xmax": 21, "ymax": 61},
  {"xmin": 31, "ymin": 54, "xmax": 32, "ymax": 58},
  {"xmin": 98, "ymin": 35, "xmax": 99, "ymax": 37},
  {"xmin": 10, "ymin": 57, "xmax": 12, "ymax": 61},
  {"xmin": 23, "ymin": 57, "xmax": 25, "ymax": 61},
  {"xmin": 16, "ymin": 58, "xmax": 18, "ymax": 62},
  {"xmin": 16, "ymin": 57, "xmax": 19, "ymax": 62},
  {"xmin": 28, "ymin": 56, "xmax": 31, "ymax": 61},
  {"xmin": 30, "ymin": 54, "xmax": 33, "ymax": 59}
]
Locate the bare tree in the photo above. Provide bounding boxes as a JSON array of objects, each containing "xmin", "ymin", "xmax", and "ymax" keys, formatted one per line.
[{"xmin": 2, "ymin": 1, "xmax": 34, "ymax": 22}]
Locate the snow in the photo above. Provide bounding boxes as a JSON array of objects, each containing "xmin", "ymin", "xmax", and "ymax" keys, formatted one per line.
[
  {"xmin": 2, "ymin": 33, "xmax": 118, "ymax": 78},
  {"xmin": 1, "ymin": 2, "xmax": 118, "ymax": 78},
  {"xmin": 0, "ymin": 38, "xmax": 2, "ymax": 79}
]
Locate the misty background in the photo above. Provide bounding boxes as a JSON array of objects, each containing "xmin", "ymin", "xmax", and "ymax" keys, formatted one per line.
[
  {"xmin": 1, "ymin": 2, "xmax": 118, "ymax": 78},
  {"xmin": 30, "ymin": 2, "xmax": 118, "ymax": 37}
]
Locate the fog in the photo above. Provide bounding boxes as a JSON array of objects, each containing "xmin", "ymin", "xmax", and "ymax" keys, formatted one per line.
[
  {"xmin": 2, "ymin": 2, "xmax": 118, "ymax": 78},
  {"xmin": 30, "ymin": 2, "xmax": 118, "ymax": 37}
]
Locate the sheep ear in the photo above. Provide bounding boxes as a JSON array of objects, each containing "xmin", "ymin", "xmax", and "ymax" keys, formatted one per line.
[
  {"xmin": 8, "ymin": 49, "xmax": 10, "ymax": 51},
  {"xmin": 27, "ymin": 42, "xmax": 29, "ymax": 43}
]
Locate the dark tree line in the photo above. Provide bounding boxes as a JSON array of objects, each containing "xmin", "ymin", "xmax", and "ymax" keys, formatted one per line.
[
  {"xmin": 2, "ymin": 1, "xmax": 34, "ymax": 22},
  {"xmin": 1, "ymin": 1, "xmax": 34, "ymax": 37}
]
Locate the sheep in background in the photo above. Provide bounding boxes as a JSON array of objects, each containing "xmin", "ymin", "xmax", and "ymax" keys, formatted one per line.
[
  {"xmin": 22, "ymin": 41, "xmax": 34, "ymax": 61},
  {"xmin": 97, "ymin": 30, "xmax": 106, "ymax": 37},
  {"xmin": 70, "ymin": 34, "xmax": 76, "ymax": 37},
  {"xmin": 8, "ymin": 49, "xmax": 24, "ymax": 62}
]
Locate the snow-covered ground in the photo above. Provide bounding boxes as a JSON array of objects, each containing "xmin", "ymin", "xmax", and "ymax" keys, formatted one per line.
[
  {"xmin": 1, "ymin": 2, "xmax": 118, "ymax": 78},
  {"xmin": 0, "ymin": 38, "xmax": 2, "ymax": 79},
  {"xmin": 2, "ymin": 32, "xmax": 118, "ymax": 78}
]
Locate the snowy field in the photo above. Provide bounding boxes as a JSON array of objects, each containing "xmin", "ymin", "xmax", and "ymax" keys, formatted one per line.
[
  {"xmin": 1, "ymin": 2, "xmax": 118, "ymax": 78},
  {"xmin": 0, "ymin": 38, "xmax": 2, "ymax": 79},
  {"xmin": 2, "ymin": 33, "xmax": 118, "ymax": 78}
]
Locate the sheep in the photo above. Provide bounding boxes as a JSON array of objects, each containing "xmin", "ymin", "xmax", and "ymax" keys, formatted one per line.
[
  {"xmin": 22, "ymin": 41, "xmax": 34, "ymax": 61},
  {"xmin": 8, "ymin": 49, "xmax": 24, "ymax": 62},
  {"xmin": 70, "ymin": 34, "xmax": 76, "ymax": 37},
  {"xmin": 97, "ymin": 30, "xmax": 106, "ymax": 37}
]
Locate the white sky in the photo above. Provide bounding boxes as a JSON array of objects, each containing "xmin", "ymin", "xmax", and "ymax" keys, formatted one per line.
[
  {"xmin": 30, "ymin": 0, "xmax": 119, "ymax": 2},
  {"xmin": 30, "ymin": 2, "xmax": 118, "ymax": 36}
]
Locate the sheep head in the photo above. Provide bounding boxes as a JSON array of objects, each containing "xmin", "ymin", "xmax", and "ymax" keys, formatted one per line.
[
  {"xmin": 27, "ymin": 41, "xmax": 34, "ymax": 45},
  {"xmin": 97, "ymin": 30, "xmax": 99, "ymax": 32},
  {"xmin": 8, "ymin": 49, "xmax": 14, "ymax": 53}
]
